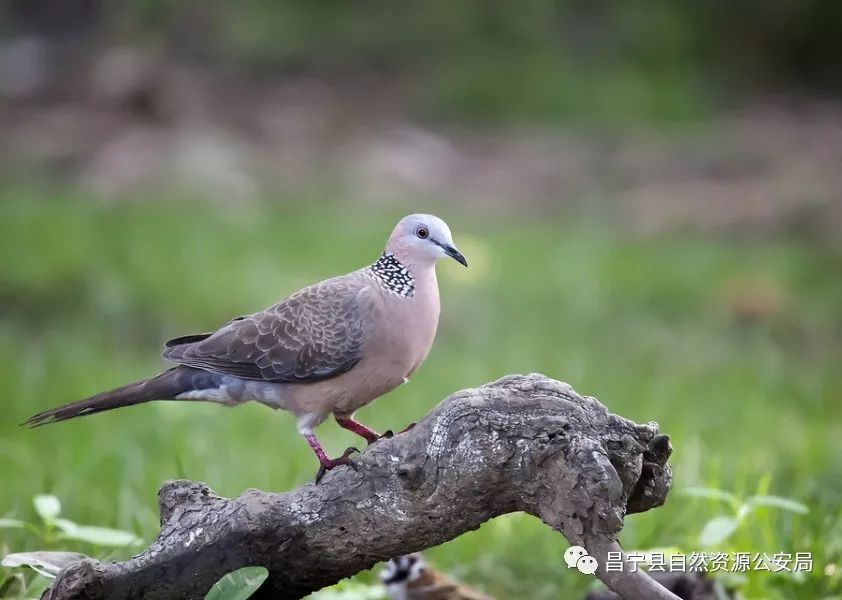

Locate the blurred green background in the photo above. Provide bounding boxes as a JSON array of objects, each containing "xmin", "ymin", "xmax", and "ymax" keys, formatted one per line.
[{"xmin": 1, "ymin": 2, "xmax": 841, "ymax": 599}]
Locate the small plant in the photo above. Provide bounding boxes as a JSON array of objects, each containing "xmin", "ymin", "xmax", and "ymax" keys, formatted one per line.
[
  {"xmin": 618, "ymin": 483, "xmax": 813, "ymax": 599},
  {"xmin": 1, "ymin": 494, "xmax": 143, "ymax": 599},
  {"xmin": 676, "ymin": 483, "xmax": 816, "ymax": 597},
  {"xmin": 204, "ymin": 566, "xmax": 269, "ymax": 600},
  {"xmin": 679, "ymin": 486, "xmax": 808, "ymax": 548},
  {"xmin": 3, "ymin": 494, "xmax": 142, "ymax": 548}
]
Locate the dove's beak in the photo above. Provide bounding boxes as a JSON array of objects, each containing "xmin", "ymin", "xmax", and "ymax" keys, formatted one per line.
[{"xmin": 442, "ymin": 244, "xmax": 468, "ymax": 267}]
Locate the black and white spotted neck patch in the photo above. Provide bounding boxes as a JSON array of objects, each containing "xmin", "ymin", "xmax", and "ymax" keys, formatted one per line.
[{"xmin": 369, "ymin": 252, "xmax": 415, "ymax": 297}]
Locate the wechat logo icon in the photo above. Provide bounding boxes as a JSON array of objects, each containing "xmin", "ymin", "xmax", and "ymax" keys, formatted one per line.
[{"xmin": 564, "ymin": 545, "xmax": 599, "ymax": 575}]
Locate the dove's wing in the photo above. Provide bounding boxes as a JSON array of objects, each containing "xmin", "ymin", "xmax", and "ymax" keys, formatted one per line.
[{"xmin": 162, "ymin": 273, "xmax": 374, "ymax": 383}]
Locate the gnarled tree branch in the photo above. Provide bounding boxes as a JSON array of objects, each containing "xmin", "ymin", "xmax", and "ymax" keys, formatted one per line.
[{"xmin": 43, "ymin": 374, "xmax": 676, "ymax": 600}]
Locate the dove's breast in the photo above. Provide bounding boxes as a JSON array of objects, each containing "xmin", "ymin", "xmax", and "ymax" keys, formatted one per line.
[{"xmin": 277, "ymin": 267, "xmax": 440, "ymax": 423}]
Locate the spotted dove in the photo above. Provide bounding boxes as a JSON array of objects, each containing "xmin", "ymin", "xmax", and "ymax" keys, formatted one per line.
[{"xmin": 25, "ymin": 214, "xmax": 467, "ymax": 481}]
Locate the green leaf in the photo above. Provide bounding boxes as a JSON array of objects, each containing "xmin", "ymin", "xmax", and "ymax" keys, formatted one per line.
[
  {"xmin": 746, "ymin": 495, "xmax": 809, "ymax": 514},
  {"xmin": 33, "ymin": 495, "xmax": 61, "ymax": 521},
  {"xmin": 0, "ymin": 518, "xmax": 25, "ymax": 529},
  {"xmin": 205, "ymin": 566, "xmax": 269, "ymax": 600},
  {"xmin": 699, "ymin": 516, "xmax": 739, "ymax": 546},
  {"xmin": 2, "ymin": 551, "xmax": 88, "ymax": 578},
  {"xmin": 55, "ymin": 521, "xmax": 142, "ymax": 547},
  {"xmin": 678, "ymin": 487, "xmax": 738, "ymax": 506}
]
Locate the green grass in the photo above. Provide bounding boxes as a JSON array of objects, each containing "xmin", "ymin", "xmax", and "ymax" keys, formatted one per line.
[{"xmin": 1, "ymin": 190, "xmax": 840, "ymax": 599}]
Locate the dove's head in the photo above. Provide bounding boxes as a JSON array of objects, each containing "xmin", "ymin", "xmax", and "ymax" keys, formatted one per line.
[
  {"xmin": 386, "ymin": 214, "xmax": 467, "ymax": 268},
  {"xmin": 380, "ymin": 553, "xmax": 426, "ymax": 585}
]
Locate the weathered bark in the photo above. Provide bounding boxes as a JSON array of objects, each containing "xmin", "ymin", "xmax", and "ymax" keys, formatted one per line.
[
  {"xmin": 585, "ymin": 571, "xmax": 725, "ymax": 600},
  {"xmin": 43, "ymin": 374, "xmax": 676, "ymax": 600}
]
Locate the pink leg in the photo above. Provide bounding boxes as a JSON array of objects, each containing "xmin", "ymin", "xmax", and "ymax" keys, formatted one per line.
[
  {"xmin": 303, "ymin": 432, "xmax": 359, "ymax": 483},
  {"xmin": 304, "ymin": 432, "xmax": 330, "ymax": 463},
  {"xmin": 335, "ymin": 416, "xmax": 381, "ymax": 445}
]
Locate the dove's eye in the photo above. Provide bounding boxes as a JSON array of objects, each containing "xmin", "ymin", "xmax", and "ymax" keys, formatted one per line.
[{"xmin": 416, "ymin": 227, "xmax": 429, "ymax": 239}]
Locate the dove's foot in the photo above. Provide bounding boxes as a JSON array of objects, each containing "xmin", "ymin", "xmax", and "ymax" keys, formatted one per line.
[
  {"xmin": 304, "ymin": 432, "xmax": 360, "ymax": 483},
  {"xmin": 315, "ymin": 446, "xmax": 359, "ymax": 484}
]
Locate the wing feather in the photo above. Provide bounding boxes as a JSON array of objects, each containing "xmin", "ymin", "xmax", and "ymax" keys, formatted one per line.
[{"xmin": 162, "ymin": 274, "xmax": 373, "ymax": 383}]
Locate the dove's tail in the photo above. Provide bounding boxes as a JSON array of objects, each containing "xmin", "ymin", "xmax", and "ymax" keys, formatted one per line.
[{"xmin": 24, "ymin": 366, "xmax": 221, "ymax": 427}]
